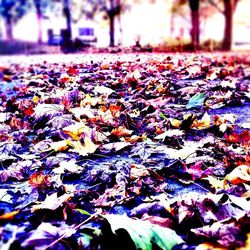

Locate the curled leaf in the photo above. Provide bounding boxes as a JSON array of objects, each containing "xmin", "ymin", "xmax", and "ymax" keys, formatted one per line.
[
  {"xmin": 186, "ymin": 92, "xmax": 206, "ymax": 109},
  {"xmin": 105, "ymin": 214, "xmax": 183, "ymax": 250},
  {"xmin": 225, "ymin": 165, "xmax": 250, "ymax": 185}
]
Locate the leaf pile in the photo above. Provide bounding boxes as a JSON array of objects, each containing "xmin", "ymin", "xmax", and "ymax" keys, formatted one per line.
[{"xmin": 0, "ymin": 53, "xmax": 250, "ymax": 249}]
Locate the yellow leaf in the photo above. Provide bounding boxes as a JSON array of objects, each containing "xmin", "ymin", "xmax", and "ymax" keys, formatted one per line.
[
  {"xmin": 63, "ymin": 122, "xmax": 90, "ymax": 140},
  {"xmin": 237, "ymin": 233, "xmax": 250, "ymax": 250},
  {"xmin": 203, "ymin": 176, "xmax": 229, "ymax": 190},
  {"xmin": 80, "ymin": 94, "xmax": 102, "ymax": 107},
  {"xmin": 70, "ymin": 137, "xmax": 98, "ymax": 156},
  {"xmin": 170, "ymin": 118, "xmax": 182, "ymax": 128},
  {"xmin": 196, "ymin": 242, "xmax": 227, "ymax": 250},
  {"xmin": 50, "ymin": 140, "xmax": 70, "ymax": 151},
  {"xmin": 191, "ymin": 112, "xmax": 211, "ymax": 130},
  {"xmin": 0, "ymin": 210, "xmax": 19, "ymax": 220},
  {"xmin": 32, "ymin": 95, "xmax": 40, "ymax": 102}
]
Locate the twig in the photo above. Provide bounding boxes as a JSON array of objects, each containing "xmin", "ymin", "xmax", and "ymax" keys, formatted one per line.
[
  {"xmin": 192, "ymin": 182, "xmax": 210, "ymax": 193},
  {"xmin": 40, "ymin": 150, "xmax": 55, "ymax": 161},
  {"xmin": 44, "ymin": 213, "xmax": 99, "ymax": 250},
  {"xmin": 207, "ymin": 0, "xmax": 224, "ymax": 14}
]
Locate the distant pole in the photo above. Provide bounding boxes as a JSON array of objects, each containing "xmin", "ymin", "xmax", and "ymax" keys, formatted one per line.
[
  {"xmin": 34, "ymin": 0, "xmax": 43, "ymax": 44},
  {"xmin": 63, "ymin": 0, "xmax": 72, "ymax": 39},
  {"xmin": 109, "ymin": 0, "xmax": 115, "ymax": 47}
]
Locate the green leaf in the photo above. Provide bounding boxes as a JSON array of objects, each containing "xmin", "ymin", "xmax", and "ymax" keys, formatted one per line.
[
  {"xmin": 159, "ymin": 112, "xmax": 167, "ymax": 120},
  {"xmin": 105, "ymin": 214, "xmax": 183, "ymax": 250},
  {"xmin": 186, "ymin": 92, "xmax": 206, "ymax": 109},
  {"xmin": 75, "ymin": 209, "xmax": 91, "ymax": 216}
]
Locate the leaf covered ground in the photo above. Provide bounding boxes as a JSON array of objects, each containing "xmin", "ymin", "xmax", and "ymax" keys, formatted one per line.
[{"xmin": 0, "ymin": 52, "xmax": 250, "ymax": 249}]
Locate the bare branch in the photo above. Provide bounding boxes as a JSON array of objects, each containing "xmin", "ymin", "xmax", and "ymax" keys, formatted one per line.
[{"xmin": 207, "ymin": 0, "xmax": 224, "ymax": 14}]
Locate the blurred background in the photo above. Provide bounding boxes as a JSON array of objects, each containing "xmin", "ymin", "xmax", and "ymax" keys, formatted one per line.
[{"xmin": 0, "ymin": 0, "xmax": 249, "ymax": 54}]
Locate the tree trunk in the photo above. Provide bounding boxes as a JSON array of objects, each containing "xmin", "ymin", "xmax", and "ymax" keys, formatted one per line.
[
  {"xmin": 189, "ymin": 0, "xmax": 200, "ymax": 51},
  {"xmin": 5, "ymin": 14, "xmax": 13, "ymax": 41},
  {"xmin": 34, "ymin": 0, "xmax": 42, "ymax": 44},
  {"xmin": 109, "ymin": 14, "xmax": 115, "ymax": 47},
  {"xmin": 222, "ymin": 0, "xmax": 235, "ymax": 51}
]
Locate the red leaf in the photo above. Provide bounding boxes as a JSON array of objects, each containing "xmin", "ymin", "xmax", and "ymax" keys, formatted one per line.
[
  {"xmin": 29, "ymin": 171, "xmax": 51, "ymax": 189},
  {"xmin": 225, "ymin": 130, "xmax": 250, "ymax": 143}
]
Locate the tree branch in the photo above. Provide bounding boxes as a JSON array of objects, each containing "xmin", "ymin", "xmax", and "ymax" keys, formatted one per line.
[{"xmin": 207, "ymin": 0, "xmax": 224, "ymax": 14}]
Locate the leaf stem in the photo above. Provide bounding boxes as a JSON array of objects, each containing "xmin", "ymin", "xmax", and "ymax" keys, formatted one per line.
[{"xmin": 45, "ymin": 212, "xmax": 99, "ymax": 250}]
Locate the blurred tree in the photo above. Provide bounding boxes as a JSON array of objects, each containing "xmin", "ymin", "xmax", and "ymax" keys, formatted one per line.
[
  {"xmin": 208, "ymin": 0, "xmax": 239, "ymax": 50},
  {"xmin": 33, "ymin": 0, "xmax": 58, "ymax": 44},
  {"xmin": 172, "ymin": 0, "xmax": 240, "ymax": 51},
  {"xmin": 222, "ymin": 0, "xmax": 239, "ymax": 50},
  {"xmin": 33, "ymin": 0, "xmax": 42, "ymax": 44},
  {"xmin": 72, "ymin": 0, "xmax": 127, "ymax": 47},
  {"xmin": 172, "ymin": 0, "xmax": 200, "ymax": 50},
  {"xmin": 188, "ymin": 0, "xmax": 199, "ymax": 50},
  {"xmin": 0, "ymin": 0, "xmax": 30, "ymax": 41}
]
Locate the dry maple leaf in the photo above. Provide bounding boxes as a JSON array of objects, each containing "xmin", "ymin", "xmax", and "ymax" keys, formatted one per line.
[
  {"xmin": 0, "ymin": 160, "xmax": 33, "ymax": 182},
  {"xmin": 101, "ymin": 141, "xmax": 130, "ymax": 152},
  {"xmin": 225, "ymin": 165, "xmax": 250, "ymax": 185},
  {"xmin": 191, "ymin": 221, "xmax": 242, "ymax": 248},
  {"xmin": 80, "ymin": 94, "xmax": 102, "ymax": 107},
  {"xmin": 191, "ymin": 112, "xmax": 211, "ymax": 130},
  {"xmin": 225, "ymin": 130, "xmax": 250, "ymax": 144},
  {"xmin": 63, "ymin": 122, "xmax": 91, "ymax": 140},
  {"xmin": 0, "ymin": 210, "xmax": 19, "ymax": 221},
  {"xmin": 69, "ymin": 137, "xmax": 98, "ymax": 156},
  {"xmin": 130, "ymin": 164, "xmax": 150, "ymax": 180},
  {"xmin": 111, "ymin": 126, "xmax": 133, "ymax": 137},
  {"xmin": 109, "ymin": 104, "xmax": 121, "ymax": 116},
  {"xmin": 29, "ymin": 171, "xmax": 50, "ymax": 189},
  {"xmin": 203, "ymin": 176, "xmax": 229, "ymax": 191},
  {"xmin": 50, "ymin": 140, "xmax": 70, "ymax": 151},
  {"xmin": 31, "ymin": 192, "xmax": 72, "ymax": 212}
]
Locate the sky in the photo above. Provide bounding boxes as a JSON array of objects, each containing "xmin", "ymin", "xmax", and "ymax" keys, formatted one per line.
[{"xmin": 1, "ymin": 0, "xmax": 250, "ymax": 47}]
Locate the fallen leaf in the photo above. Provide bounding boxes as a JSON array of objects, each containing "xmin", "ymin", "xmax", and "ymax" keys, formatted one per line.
[
  {"xmin": 191, "ymin": 112, "xmax": 211, "ymax": 130},
  {"xmin": 33, "ymin": 104, "xmax": 64, "ymax": 118},
  {"xmin": 105, "ymin": 214, "xmax": 183, "ymax": 250},
  {"xmin": 0, "ymin": 210, "xmax": 19, "ymax": 220},
  {"xmin": 111, "ymin": 126, "xmax": 133, "ymax": 137},
  {"xmin": 80, "ymin": 94, "xmax": 102, "ymax": 107},
  {"xmin": 203, "ymin": 176, "xmax": 229, "ymax": 190},
  {"xmin": 69, "ymin": 137, "xmax": 98, "ymax": 156},
  {"xmin": 101, "ymin": 141, "xmax": 130, "ymax": 152},
  {"xmin": 186, "ymin": 92, "xmax": 206, "ymax": 109},
  {"xmin": 130, "ymin": 164, "xmax": 150, "ymax": 179},
  {"xmin": 225, "ymin": 165, "xmax": 250, "ymax": 185},
  {"xmin": 53, "ymin": 160, "xmax": 84, "ymax": 174},
  {"xmin": 94, "ymin": 85, "xmax": 114, "ymax": 95},
  {"xmin": 29, "ymin": 172, "xmax": 50, "ymax": 189},
  {"xmin": 50, "ymin": 140, "xmax": 70, "ymax": 152},
  {"xmin": 154, "ymin": 129, "xmax": 184, "ymax": 140},
  {"xmin": 225, "ymin": 130, "xmax": 250, "ymax": 144},
  {"xmin": 31, "ymin": 192, "xmax": 72, "ymax": 212},
  {"xmin": 63, "ymin": 122, "xmax": 91, "ymax": 140}
]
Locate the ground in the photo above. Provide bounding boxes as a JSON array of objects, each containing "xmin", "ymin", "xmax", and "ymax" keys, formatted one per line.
[{"xmin": 0, "ymin": 52, "xmax": 250, "ymax": 249}]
